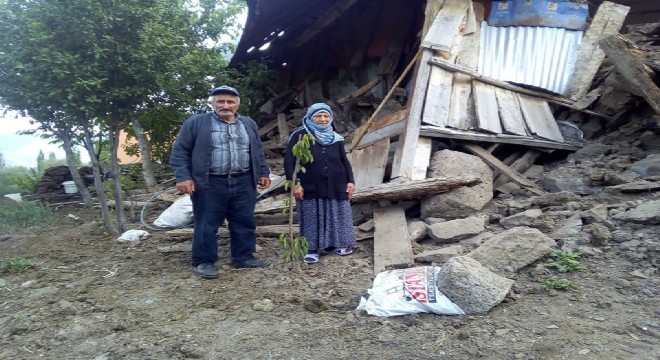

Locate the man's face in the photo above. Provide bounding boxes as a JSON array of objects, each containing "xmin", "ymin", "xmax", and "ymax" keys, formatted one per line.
[{"xmin": 212, "ymin": 94, "xmax": 240, "ymax": 120}]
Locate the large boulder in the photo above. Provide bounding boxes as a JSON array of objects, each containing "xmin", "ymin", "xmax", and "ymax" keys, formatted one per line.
[
  {"xmin": 437, "ymin": 256, "xmax": 514, "ymax": 315},
  {"xmin": 421, "ymin": 150, "xmax": 493, "ymax": 219},
  {"xmin": 467, "ymin": 227, "xmax": 557, "ymax": 276}
]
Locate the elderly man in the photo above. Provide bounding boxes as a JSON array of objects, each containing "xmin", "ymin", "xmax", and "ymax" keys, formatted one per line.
[{"xmin": 170, "ymin": 86, "xmax": 271, "ymax": 279}]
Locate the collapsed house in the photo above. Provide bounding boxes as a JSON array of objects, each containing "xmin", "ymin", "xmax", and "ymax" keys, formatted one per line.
[{"xmin": 169, "ymin": 0, "xmax": 659, "ymax": 274}]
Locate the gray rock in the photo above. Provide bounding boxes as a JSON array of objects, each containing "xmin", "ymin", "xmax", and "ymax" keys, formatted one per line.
[
  {"xmin": 428, "ymin": 216, "xmax": 485, "ymax": 243},
  {"xmin": 414, "ymin": 244, "xmax": 462, "ymax": 264},
  {"xmin": 630, "ymin": 153, "xmax": 660, "ymax": 178},
  {"xmin": 532, "ymin": 191, "xmax": 581, "ymax": 207},
  {"xmin": 500, "ymin": 209, "xmax": 542, "ymax": 229},
  {"xmin": 583, "ymin": 223, "xmax": 611, "ymax": 246},
  {"xmin": 541, "ymin": 168, "xmax": 603, "ymax": 195},
  {"xmin": 407, "ymin": 221, "xmax": 428, "ymax": 243},
  {"xmin": 612, "ymin": 200, "xmax": 660, "ymax": 224},
  {"xmin": 467, "ymin": 227, "xmax": 557, "ymax": 276},
  {"xmin": 421, "ymin": 150, "xmax": 493, "ymax": 219},
  {"xmin": 550, "ymin": 213, "xmax": 583, "ymax": 239},
  {"xmin": 436, "ymin": 256, "xmax": 514, "ymax": 315}
]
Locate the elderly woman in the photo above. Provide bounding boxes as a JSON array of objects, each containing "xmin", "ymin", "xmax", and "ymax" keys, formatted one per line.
[{"xmin": 283, "ymin": 103, "xmax": 356, "ymax": 264}]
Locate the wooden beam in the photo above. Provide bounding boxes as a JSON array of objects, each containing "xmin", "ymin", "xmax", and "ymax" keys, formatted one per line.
[
  {"xmin": 291, "ymin": 0, "xmax": 360, "ymax": 47},
  {"xmin": 599, "ymin": 35, "xmax": 660, "ymax": 114},
  {"xmin": 458, "ymin": 142, "xmax": 546, "ymax": 195},
  {"xmin": 391, "ymin": 49, "xmax": 433, "ymax": 179},
  {"xmin": 411, "ymin": 137, "xmax": 433, "ymax": 180},
  {"xmin": 351, "ymin": 175, "xmax": 480, "ymax": 203},
  {"xmin": 566, "ymin": 1, "xmax": 630, "ymax": 101},
  {"xmin": 419, "ymin": 125, "xmax": 581, "ymax": 151},
  {"xmin": 428, "ymin": 57, "xmax": 613, "ymax": 120}
]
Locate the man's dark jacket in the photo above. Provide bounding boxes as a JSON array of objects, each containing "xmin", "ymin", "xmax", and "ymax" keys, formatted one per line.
[{"xmin": 169, "ymin": 112, "xmax": 270, "ymax": 189}]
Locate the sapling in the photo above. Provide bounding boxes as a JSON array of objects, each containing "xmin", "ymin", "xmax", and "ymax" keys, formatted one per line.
[{"xmin": 279, "ymin": 133, "xmax": 315, "ymax": 263}]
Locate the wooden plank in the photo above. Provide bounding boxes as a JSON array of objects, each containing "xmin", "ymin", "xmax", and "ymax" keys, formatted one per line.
[
  {"xmin": 338, "ymin": 79, "xmax": 381, "ymax": 104},
  {"xmin": 566, "ymin": 1, "xmax": 630, "ymax": 101},
  {"xmin": 517, "ymin": 94, "xmax": 564, "ymax": 142},
  {"xmin": 411, "ymin": 137, "xmax": 432, "ymax": 181},
  {"xmin": 473, "ymin": 81, "xmax": 502, "ymax": 134},
  {"xmin": 599, "ymin": 35, "xmax": 660, "ymax": 114},
  {"xmin": 373, "ymin": 205, "xmax": 414, "ymax": 274},
  {"xmin": 421, "ymin": 0, "xmax": 469, "ymax": 54},
  {"xmin": 447, "ymin": 3, "xmax": 483, "ymax": 130},
  {"xmin": 459, "ymin": 142, "xmax": 546, "ymax": 195},
  {"xmin": 493, "ymin": 149, "xmax": 542, "ymax": 188},
  {"xmin": 422, "ymin": 66, "xmax": 454, "ymax": 127},
  {"xmin": 357, "ymin": 121, "xmax": 404, "ymax": 149},
  {"xmin": 354, "ymin": 109, "xmax": 406, "ymax": 134},
  {"xmin": 495, "ymin": 87, "xmax": 527, "ymax": 136},
  {"xmin": 258, "ymin": 119, "xmax": 279, "ymax": 137},
  {"xmin": 428, "ymin": 56, "xmax": 613, "ymax": 120},
  {"xmin": 419, "ymin": 125, "xmax": 581, "ymax": 151},
  {"xmin": 348, "ymin": 138, "xmax": 390, "ymax": 190},
  {"xmin": 391, "ymin": 49, "xmax": 434, "ymax": 179}
]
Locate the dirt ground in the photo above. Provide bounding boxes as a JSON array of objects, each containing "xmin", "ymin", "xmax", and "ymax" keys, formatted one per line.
[{"xmin": 0, "ymin": 193, "xmax": 658, "ymax": 360}]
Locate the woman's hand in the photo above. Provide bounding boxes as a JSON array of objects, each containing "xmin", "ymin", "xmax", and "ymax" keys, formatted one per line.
[
  {"xmin": 293, "ymin": 185, "xmax": 304, "ymax": 200},
  {"xmin": 346, "ymin": 182, "xmax": 355, "ymax": 199}
]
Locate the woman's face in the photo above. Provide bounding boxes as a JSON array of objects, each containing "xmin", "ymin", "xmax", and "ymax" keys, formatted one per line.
[{"xmin": 311, "ymin": 111, "xmax": 331, "ymax": 126}]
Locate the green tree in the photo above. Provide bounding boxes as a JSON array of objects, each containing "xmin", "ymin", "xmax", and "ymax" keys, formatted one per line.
[
  {"xmin": 0, "ymin": 151, "xmax": 5, "ymax": 168},
  {"xmin": 0, "ymin": 0, "xmax": 248, "ymax": 235}
]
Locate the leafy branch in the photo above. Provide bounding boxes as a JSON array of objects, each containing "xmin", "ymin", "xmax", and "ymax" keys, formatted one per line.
[{"xmin": 279, "ymin": 133, "xmax": 315, "ymax": 263}]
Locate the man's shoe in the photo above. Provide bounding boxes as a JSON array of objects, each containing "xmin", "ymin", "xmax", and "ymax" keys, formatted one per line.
[
  {"xmin": 233, "ymin": 258, "xmax": 270, "ymax": 269},
  {"xmin": 193, "ymin": 263, "xmax": 218, "ymax": 279}
]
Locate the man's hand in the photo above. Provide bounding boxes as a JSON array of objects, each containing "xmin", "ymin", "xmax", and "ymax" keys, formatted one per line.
[
  {"xmin": 258, "ymin": 177, "xmax": 271, "ymax": 189},
  {"xmin": 176, "ymin": 180, "xmax": 195, "ymax": 195},
  {"xmin": 346, "ymin": 182, "xmax": 355, "ymax": 199}
]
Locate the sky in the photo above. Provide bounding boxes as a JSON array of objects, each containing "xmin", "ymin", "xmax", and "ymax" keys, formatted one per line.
[{"xmin": 0, "ymin": 112, "xmax": 89, "ymax": 168}]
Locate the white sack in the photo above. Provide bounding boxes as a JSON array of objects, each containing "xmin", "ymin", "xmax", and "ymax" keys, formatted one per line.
[
  {"xmin": 357, "ymin": 266, "xmax": 464, "ymax": 317},
  {"xmin": 154, "ymin": 195, "xmax": 193, "ymax": 228}
]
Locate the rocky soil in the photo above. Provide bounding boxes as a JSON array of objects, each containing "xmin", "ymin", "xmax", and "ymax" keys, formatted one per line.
[{"xmin": 1, "ymin": 118, "xmax": 659, "ymax": 359}]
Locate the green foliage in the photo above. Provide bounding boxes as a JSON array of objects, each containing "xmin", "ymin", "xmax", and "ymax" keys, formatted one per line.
[
  {"xmin": 9, "ymin": 167, "xmax": 40, "ymax": 194},
  {"xmin": 279, "ymin": 233, "xmax": 309, "ymax": 263},
  {"xmin": 0, "ymin": 201, "xmax": 61, "ymax": 230},
  {"xmin": 542, "ymin": 277, "xmax": 579, "ymax": 292},
  {"xmin": 547, "ymin": 250, "xmax": 583, "ymax": 273},
  {"xmin": 280, "ymin": 133, "xmax": 316, "ymax": 263},
  {"xmin": 0, "ymin": 166, "xmax": 38, "ymax": 195},
  {"xmin": 0, "ymin": 258, "xmax": 36, "ymax": 274}
]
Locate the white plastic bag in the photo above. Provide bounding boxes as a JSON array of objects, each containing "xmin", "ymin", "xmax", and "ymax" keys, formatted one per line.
[
  {"xmin": 117, "ymin": 229, "xmax": 150, "ymax": 243},
  {"xmin": 153, "ymin": 194, "xmax": 193, "ymax": 228},
  {"xmin": 357, "ymin": 266, "xmax": 464, "ymax": 317}
]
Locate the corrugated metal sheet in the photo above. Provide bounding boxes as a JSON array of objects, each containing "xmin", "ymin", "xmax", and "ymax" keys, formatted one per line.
[{"xmin": 478, "ymin": 22, "xmax": 583, "ymax": 95}]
